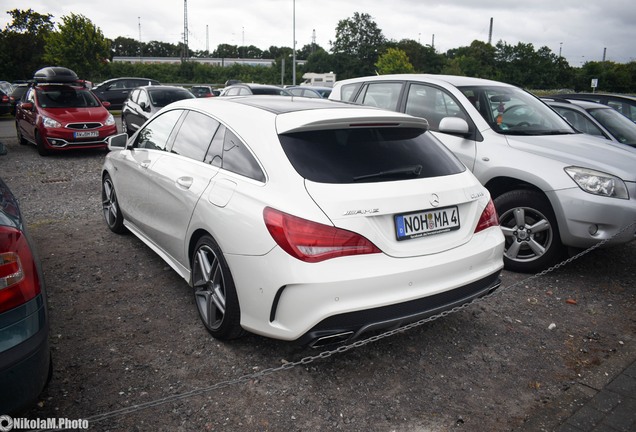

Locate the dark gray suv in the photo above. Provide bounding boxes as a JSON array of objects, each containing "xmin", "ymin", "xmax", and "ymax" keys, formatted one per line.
[{"xmin": 92, "ymin": 77, "xmax": 160, "ymax": 109}]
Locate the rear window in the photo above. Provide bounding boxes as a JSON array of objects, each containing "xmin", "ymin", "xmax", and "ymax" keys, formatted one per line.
[{"xmin": 279, "ymin": 127, "xmax": 465, "ymax": 184}]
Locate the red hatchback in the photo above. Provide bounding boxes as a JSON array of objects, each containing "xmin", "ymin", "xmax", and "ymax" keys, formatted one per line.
[{"xmin": 15, "ymin": 67, "xmax": 118, "ymax": 156}]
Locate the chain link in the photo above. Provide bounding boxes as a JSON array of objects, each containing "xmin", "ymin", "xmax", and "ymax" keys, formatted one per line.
[{"xmin": 40, "ymin": 220, "xmax": 636, "ymax": 431}]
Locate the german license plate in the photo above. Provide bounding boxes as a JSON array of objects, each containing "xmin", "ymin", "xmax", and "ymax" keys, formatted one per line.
[
  {"xmin": 74, "ymin": 131, "xmax": 99, "ymax": 138},
  {"xmin": 395, "ymin": 206, "xmax": 460, "ymax": 241}
]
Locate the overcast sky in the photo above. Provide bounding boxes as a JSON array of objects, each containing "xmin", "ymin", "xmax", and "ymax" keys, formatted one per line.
[{"xmin": 2, "ymin": 0, "xmax": 635, "ymax": 66}]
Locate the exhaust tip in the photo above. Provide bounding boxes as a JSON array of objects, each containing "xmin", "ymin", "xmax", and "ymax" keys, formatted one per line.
[{"xmin": 309, "ymin": 331, "xmax": 354, "ymax": 348}]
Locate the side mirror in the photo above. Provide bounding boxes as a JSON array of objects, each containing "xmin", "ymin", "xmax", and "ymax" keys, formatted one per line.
[
  {"xmin": 20, "ymin": 101, "xmax": 34, "ymax": 111},
  {"xmin": 107, "ymin": 133, "xmax": 129, "ymax": 151},
  {"xmin": 439, "ymin": 117, "xmax": 470, "ymax": 137},
  {"xmin": 102, "ymin": 100, "xmax": 111, "ymax": 109}
]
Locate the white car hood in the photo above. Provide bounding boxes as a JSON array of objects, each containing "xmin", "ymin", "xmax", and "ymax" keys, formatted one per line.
[{"xmin": 505, "ymin": 133, "xmax": 636, "ymax": 181}]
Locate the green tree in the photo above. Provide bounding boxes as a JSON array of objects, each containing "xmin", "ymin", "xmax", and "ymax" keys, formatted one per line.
[
  {"xmin": 331, "ymin": 12, "xmax": 386, "ymax": 77},
  {"xmin": 43, "ymin": 13, "xmax": 110, "ymax": 80},
  {"xmin": 213, "ymin": 44, "xmax": 239, "ymax": 58},
  {"xmin": 0, "ymin": 9, "xmax": 54, "ymax": 80},
  {"xmin": 145, "ymin": 40, "xmax": 181, "ymax": 57},
  {"xmin": 303, "ymin": 48, "xmax": 336, "ymax": 74},
  {"xmin": 110, "ymin": 36, "xmax": 141, "ymax": 57},
  {"xmin": 375, "ymin": 48, "xmax": 414, "ymax": 74},
  {"xmin": 444, "ymin": 40, "xmax": 496, "ymax": 78},
  {"xmin": 388, "ymin": 39, "xmax": 445, "ymax": 73}
]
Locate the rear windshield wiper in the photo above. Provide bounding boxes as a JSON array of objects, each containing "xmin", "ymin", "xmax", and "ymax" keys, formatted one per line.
[{"xmin": 354, "ymin": 164, "xmax": 423, "ymax": 181}]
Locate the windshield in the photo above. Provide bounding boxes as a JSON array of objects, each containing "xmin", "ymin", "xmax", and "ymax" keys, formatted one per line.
[
  {"xmin": 36, "ymin": 86, "xmax": 101, "ymax": 108},
  {"xmin": 459, "ymin": 85, "xmax": 575, "ymax": 136},
  {"xmin": 588, "ymin": 107, "xmax": 636, "ymax": 147}
]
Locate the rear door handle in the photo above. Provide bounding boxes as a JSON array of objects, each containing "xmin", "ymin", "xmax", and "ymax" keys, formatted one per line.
[{"xmin": 176, "ymin": 176, "xmax": 193, "ymax": 189}]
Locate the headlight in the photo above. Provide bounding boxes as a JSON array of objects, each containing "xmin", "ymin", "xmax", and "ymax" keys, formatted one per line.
[
  {"xmin": 105, "ymin": 113, "xmax": 115, "ymax": 126},
  {"xmin": 42, "ymin": 116, "xmax": 61, "ymax": 129},
  {"xmin": 565, "ymin": 167, "xmax": 629, "ymax": 199}
]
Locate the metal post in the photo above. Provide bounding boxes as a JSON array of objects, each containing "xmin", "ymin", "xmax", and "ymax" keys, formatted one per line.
[{"xmin": 292, "ymin": 0, "xmax": 296, "ymax": 85}]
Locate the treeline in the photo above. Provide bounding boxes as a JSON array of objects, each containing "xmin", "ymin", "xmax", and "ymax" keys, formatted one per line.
[{"xmin": 1, "ymin": 9, "xmax": 635, "ymax": 92}]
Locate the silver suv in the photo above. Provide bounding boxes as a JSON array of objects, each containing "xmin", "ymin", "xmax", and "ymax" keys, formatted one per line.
[{"xmin": 330, "ymin": 74, "xmax": 636, "ymax": 273}]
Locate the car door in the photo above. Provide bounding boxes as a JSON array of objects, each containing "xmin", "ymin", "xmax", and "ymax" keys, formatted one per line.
[
  {"xmin": 16, "ymin": 87, "xmax": 38, "ymax": 142},
  {"xmin": 113, "ymin": 109, "xmax": 184, "ymax": 232},
  {"xmin": 141, "ymin": 110, "xmax": 222, "ymax": 265}
]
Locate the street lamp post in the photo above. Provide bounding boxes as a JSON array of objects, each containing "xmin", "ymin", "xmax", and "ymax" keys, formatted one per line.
[{"xmin": 292, "ymin": 0, "xmax": 296, "ymax": 85}]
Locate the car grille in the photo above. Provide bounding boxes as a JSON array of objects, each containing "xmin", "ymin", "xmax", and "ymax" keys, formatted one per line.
[{"xmin": 66, "ymin": 122, "xmax": 103, "ymax": 130}]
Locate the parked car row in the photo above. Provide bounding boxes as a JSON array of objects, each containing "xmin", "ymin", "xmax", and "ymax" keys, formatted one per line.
[
  {"xmin": 4, "ymin": 67, "xmax": 636, "ymax": 412},
  {"xmin": 544, "ymin": 97, "xmax": 636, "ymax": 148},
  {"xmin": 547, "ymin": 92, "xmax": 636, "ymax": 123}
]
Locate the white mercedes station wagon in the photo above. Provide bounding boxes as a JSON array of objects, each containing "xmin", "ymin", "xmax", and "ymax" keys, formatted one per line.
[{"xmin": 101, "ymin": 96, "xmax": 504, "ymax": 346}]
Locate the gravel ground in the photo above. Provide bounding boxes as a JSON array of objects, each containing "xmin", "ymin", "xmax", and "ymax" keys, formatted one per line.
[{"xmin": 0, "ymin": 117, "xmax": 635, "ymax": 431}]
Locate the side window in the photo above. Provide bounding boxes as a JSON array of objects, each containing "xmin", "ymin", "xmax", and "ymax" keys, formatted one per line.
[
  {"xmin": 222, "ymin": 129, "xmax": 265, "ymax": 181},
  {"xmin": 137, "ymin": 89, "xmax": 149, "ymax": 107},
  {"xmin": 553, "ymin": 107, "xmax": 604, "ymax": 136},
  {"xmin": 339, "ymin": 83, "xmax": 362, "ymax": 102},
  {"xmin": 355, "ymin": 82, "xmax": 402, "ymax": 110},
  {"xmin": 204, "ymin": 126, "xmax": 265, "ymax": 181},
  {"xmin": 406, "ymin": 83, "xmax": 467, "ymax": 130},
  {"xmin": 225, "ymin": 87, "xmax": 239, "ymax": 96},
  {"xmin": 204, "ymin": 124, "xmax": 225, "ymax": 167},
  {"xmin": 26, "ymin": 88, "xmax": 35, "ymax": 104},
  {"xmin": 171, "ymin": 111, "xmax": 220, "ymax": 161},
  {"xmin": 128, "ymin": 88, "xmax": 140, "ymax": 103},
  {"xmin": 134, "ymin": 109, "xmax": 183, "ymax": 151}
]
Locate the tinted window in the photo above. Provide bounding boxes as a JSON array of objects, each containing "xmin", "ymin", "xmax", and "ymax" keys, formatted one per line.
[
  {"xmin": 137, "ymin": 89, "xmax": 149, "ymax": 106},
  {"xmin": 279, "ymin": 127, "xmax": 465, "ymax": 184},
  {"xmin": 128, "ymin": 88, "xmax": 140, "ymax": 103},
  {"xmin": 135, "ymin": 109, "xmax": 183, "ymax": 151},
  {"xmin": 552, "ymin": 107, "xmax": 605, "ymax": 137},
  {"xmin": 204, "ymin": 125, "xmax": 265, "ymax": 181},
  {"xmin": 204, "ymin": 124, "xmax": 225, "ymax": 167},
  {"xmin": 339, "ymin": 83, "xmax": 362, "ymax": 102},
  {"xmin": 355, "ymin": 82, "xmax": 402, "ymax": 110},
  {"xmin": 406, "ymin": 83, "xmax": 467, "ymax": 130},
  {"xmin": 171, "ymin": 111, "xmax": 220, "ymax": 161}
]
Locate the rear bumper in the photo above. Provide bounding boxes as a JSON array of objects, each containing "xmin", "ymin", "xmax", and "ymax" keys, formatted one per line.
[
  {"xmin": 298, "ymin": 270, "xmax": 501, "ymax": 347},
  {"xmin": 226, "ymin": 226, "xmax": 504, "ymax": 342}
]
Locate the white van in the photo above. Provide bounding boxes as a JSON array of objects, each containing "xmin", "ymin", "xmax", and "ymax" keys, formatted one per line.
[{"xmin": 330, "ymin": 74, "xmax": 636, "ymax": 273}]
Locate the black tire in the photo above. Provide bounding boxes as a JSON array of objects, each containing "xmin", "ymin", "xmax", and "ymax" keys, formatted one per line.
[
  {"xmin": 16, "ymin": 122, "xmax": 27, "ymax": 145},
  {"xmin": 191, "ymin": 235, "xmax": 244, "ymax": 340},
  {"xmin": 494, "ymin": 189, "xmax": 564, "ymax": 273},
  {"xmin": 101, "ymin": 174, "xmax": 126, "ymax": 234},
  {"xmin": 35, "ymin": 131, "xmax": 50, "ymax": 156},
  {"xmin": 121, "ymin": 115, "xmax": 131, "ymax": 137}
]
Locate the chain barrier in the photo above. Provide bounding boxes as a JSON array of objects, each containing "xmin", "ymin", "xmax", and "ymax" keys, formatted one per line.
[{"xmin": 39, "ymin": 220, "xmax": 636, "ymax": 431}]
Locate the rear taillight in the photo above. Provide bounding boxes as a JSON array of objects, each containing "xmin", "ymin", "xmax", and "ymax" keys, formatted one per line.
[
  {"xmin": 474, "ymin": 199, "xmax": 499, "ymax": 233},
  {"xmin": 1, "ymin": 95, "xmax": 8, "ymax": 103},
  {"xmin": 0, "ymin": 227, "xmax": 41, "ymax": 313},
  {"xmin": 263, "ymin": 207, "xmax": 381, "ymax": 263}
]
